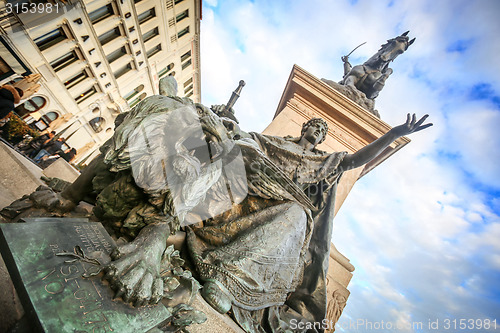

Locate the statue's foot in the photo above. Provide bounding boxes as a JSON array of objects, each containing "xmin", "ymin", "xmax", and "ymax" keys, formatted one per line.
[{"xmin": 201, "ymin": 281, "xmax": 233, "ymax": 314}]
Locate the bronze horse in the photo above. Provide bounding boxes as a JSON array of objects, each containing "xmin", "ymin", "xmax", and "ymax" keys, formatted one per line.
[{"xmin": 341, "ymin": 31, "xmax": 415, "ymax": 99}]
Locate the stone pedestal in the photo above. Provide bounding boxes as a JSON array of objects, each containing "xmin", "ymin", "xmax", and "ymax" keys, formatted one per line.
[
  {"xmin": 0, "ymin": 142, "xmax": 44, "ymax": 209},
  {"xmin": 262, "ymin": 64, "xmax": 410, "ymax": 330},
  {"xmin": 43, "ymin": 158, "xmax": 80, "ymax": 183},
  {"xmin": 0, "ymin": 142, "xmax": 81, "ymax": 210}
]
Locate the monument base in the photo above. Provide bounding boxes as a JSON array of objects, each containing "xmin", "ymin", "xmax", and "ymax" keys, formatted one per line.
[
  {"xmin": 0, "ymin": 219, "xmax": 171, "ymax": 332},
  {"xmin": 0, "ymin": 218, "xmax": 249, "ymax": 333}
]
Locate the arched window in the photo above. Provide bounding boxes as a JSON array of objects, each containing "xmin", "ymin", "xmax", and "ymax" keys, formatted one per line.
[
  {"xmin": 124, "ymin": 84, "xmax": 145, "ymax": 101},
  {"xmin": 41, "ymin": 111, "xmax": 59, "ymax": 124},
  {"xmin": 158, "ymin": 63, "xmax": 174, "ymax": 78},
  {"xmin": 130, "ymin": 92, "xmax": 147, "ymax": 108},
  {"xmin": 8, "ymin": 77, "xmax": 23, "ymax": 84},
  {"xmin": 15, "ymin": 96, "xmax": 47, "ymax": 117},
  {"xmin": 89, "ymin": 117, "xmax": 106, "ymax": 133},
  {"xmin": 33, "ymin": 111, "xmax": 59, "ymax": 131}
]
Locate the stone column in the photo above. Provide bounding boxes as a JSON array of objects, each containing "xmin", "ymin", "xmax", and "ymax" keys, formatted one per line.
[{"xmin": 262, "ymin": 64, "xmax": 409, "ymax": 329}]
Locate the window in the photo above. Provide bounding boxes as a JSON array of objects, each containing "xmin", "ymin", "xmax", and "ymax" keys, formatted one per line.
[
  {"xmin": 98, "ymin": 26, "xmax": 121, "ymax": 45},
  {"xmin": 184, "ymin": 84, "xmax": 193, "ymax": 94},
  {"xmin": 146, "ymin": 44, "xmax": 161, "ymax": 58},
  {"xmin": 27, "ymin": 97, "xmax": 46, "ymax": 110},
  {"xmin": 142, "ymin": 27, "xmax": 159, "ymax": 43},
  {"xmin": 88, "ymin": 4, "xmax": 114, "ymax": 24},
  {"xmin": 124, "ymin": 84, "xmax": 145, "ymax": 100},
  {"xmin": 14, "ymin": 96, "xmax": 47, "ymax": 117},
  {"xmin": 75, "ymin": 86, "xmax": 98, "ymax": 104},
  {"xmin": 185, "ymin": 91, "xmax": 193, "ymax": 98},
  {"xmin": 106, "ymin": 45, "xmax": 127, "ymax": 63},
  {"xmin": 138, "ymin": 8, "xmax": 155, "ymax": 24},
  {"xmin": 8, "ymin": 77, "xmax": 23, "ymax": 85},
  {"xmin": 50, "ymin": 50, "xmax": 79, "ymax": 72},
  {"xmin": 181, "ymin": 59, "xmax": 191, "ymax": 70},
  {"xmin": 41, "ymin": 111, "xmax": 59, "ymax": 124},
  {"xmin": 183, "ymin": 77, "xmax": 192, "ymax": 88},
  {"xmin": 89, "ymin": 117, "xmax": 106, "ymax": 133},
  {"xmin": 174, "ymin": 0, "xmax": 185, "ymax": 4},
  {"xmin": 158, "ymin": 63, "xmax": 174, "ymax": 78},
  {"xmin": 177, "ymin": 26, "xmax": 189, "ymax": 39},
  {"xmin": 129, "ymin": 92, "xmax": 147, "ymax": 107},
  {"xmin": 34, "ymin": 27, "xmax": 67, "ymax": 51},
  {"xmin": 180, "ymin": 50, "xmax": 191, "ymax": 62},
  {"xmin": 114, "ymin": 62, "xmax": 133, "ymax": 79},
  {"xmin": 175, "ymin": 9, "xmax": 188, "ymax": 23},
  {"xmin": 64, "ymin": 70, "xmax": 89, "ymax": 89}
]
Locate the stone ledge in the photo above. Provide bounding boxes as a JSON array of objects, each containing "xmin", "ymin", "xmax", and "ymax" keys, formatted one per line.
[
  {"xmin": 42, "ymin": 158, "xmax": 80, "ymax": 183},
  {"xmin": 0, "ymin": 142, "xmax": 44, "ymax": 209},
  {"xmin": 189, "ymin": 294, "xmax": 245, "ymax": 333}
]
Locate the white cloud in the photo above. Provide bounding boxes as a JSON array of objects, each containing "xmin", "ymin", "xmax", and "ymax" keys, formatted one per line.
[
  {"xmin": 204, "ymin": 0, "xmax": 218, "ymax": 7},
  {"xmin": 446, "ymin": 103, "xmax": 500, "ymax": 187}
]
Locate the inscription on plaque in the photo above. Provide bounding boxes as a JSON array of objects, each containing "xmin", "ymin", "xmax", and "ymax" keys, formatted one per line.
[{"xmin": 0, "ymin": 219, "xmax": 171, "ymax": 333}]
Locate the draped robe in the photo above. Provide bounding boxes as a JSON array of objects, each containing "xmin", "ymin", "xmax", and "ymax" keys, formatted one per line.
[{"xmin": 187, "ymin": 133, "xmax": 346, "ymax": 332}]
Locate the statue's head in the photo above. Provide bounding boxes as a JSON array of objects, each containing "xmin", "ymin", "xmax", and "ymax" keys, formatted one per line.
[
  {"xmin": 301, "ymin": 118, "xmax": 328, "ymax": 145},
  {"xmin": 159, "ymin": 76, "xmax": 178, "ymax": 96}
]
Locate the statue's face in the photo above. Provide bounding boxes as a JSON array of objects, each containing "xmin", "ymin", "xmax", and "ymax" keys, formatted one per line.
[{"xmin": 302, "ymin": 122, "xmax": 326, "ymax": 146}]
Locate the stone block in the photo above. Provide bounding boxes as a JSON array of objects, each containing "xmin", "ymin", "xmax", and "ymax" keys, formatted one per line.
[
  {"xmin": 0, "ymin": 142, "xmax": 44, "ymax": 209},
  {"xmin": 0, "ymin": 219, "xmax": 171, "ymax": 332},
  {"xmin": 42, "ymin": 158, "xmax": 80, "ymax": 183}
]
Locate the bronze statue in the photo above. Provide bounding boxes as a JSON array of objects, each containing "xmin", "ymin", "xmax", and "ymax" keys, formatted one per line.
[
  {"xmin": 186, "ymin": 111, "xmax": 431, "ymax": 331},
  {"xmin": 340, "ymin": 31, "xmax": 415, "ymax": 99},
  {"xmin": 1, "ymin": 75, "xmax": 431, "ymax": 332},
  {"xmin": 322, "ymin": 32, "xmax": 415, "ymax": 116},
  {"xmin": 1, "ymin": 77, "xmax": 237, "ymax": 310}
]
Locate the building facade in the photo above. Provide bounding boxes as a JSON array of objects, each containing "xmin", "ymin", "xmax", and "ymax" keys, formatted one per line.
[{"xmin": 0, "ymin": 0, "xmax": 201, "ymax": 164}]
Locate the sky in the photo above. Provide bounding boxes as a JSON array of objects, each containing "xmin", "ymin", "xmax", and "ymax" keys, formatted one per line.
[{"xmin": 199, "ymin": 0, "xmax": 500, "ymax": 332}]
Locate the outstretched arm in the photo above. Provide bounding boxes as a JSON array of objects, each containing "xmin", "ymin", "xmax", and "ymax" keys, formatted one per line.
[{"xmin": 339, "ymin": 114, "xmax": 432, "ymax": 171}]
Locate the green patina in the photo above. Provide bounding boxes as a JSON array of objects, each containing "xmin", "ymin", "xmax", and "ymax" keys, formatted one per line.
[{"xmin": 0, "ymin": 219, "xmax": 171, "ymax": 333}]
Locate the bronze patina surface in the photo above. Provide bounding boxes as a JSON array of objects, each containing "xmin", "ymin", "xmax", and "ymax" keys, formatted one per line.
[{"xmin": 0, "ymin": 219, "xmax": 171, "ymax": 332}]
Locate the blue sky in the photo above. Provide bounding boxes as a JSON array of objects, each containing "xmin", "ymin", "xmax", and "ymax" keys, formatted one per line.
[{"xmin": 200, "ymin": 0, "xmax": 500, "ymax": 332}]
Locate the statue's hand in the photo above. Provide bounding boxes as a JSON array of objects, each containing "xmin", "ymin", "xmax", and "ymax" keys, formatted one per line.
[
  {"xmin": 341, "ymin": 55, "xmax": 349, "ymax": 63},
  {"xmin": 103, "ymin": 233, "xmax": 165, "ymax": 306},
  {"xmin": 390, "ymin": 113, "xmax": 433, "ymax": 137}
]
